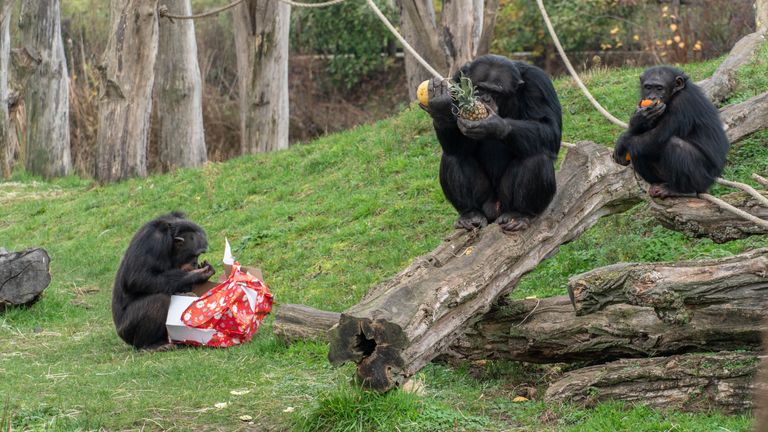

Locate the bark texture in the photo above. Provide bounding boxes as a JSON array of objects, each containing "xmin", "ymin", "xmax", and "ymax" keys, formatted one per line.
[
  {"xmin": 0, "ymin": 0, "xmax": 11, "ymax": 179},
  {"xmin": 19, "ymin": 0, "xmax": 72, "ymax": 178},
  {"xmin": 95, "ymin": 0, "xmax": 159, "ymax": 182},
  {"xmin": 278, "ymin": 248, "xmax": 768, "ymax": 364},
  {"xmin": 155, "ymin": 0, "xmax": 207, "ymax": 171},
  {"xmin": 697, "ymin": 30, "xmax": 766, "ymax": 105},
  {"xmin": 720, "ymin": 91, "xmax": 768, "ymax": 144},
  {"xmin": 327, "ymin": 141, "xmax": 644, "ymax": 392},
  {"xmin": 274, "ymin": 304, "xmax": 340, "ymax": 343},
  {"xmin": 649, "ymin": 192, "xmax": 768, "ymax": 243},
  {"xmin": 545, "ymin": 351, "xmax": 759, "ymax": 414},
  {"xmin": 0, "ymin": 248, "xmax": 51, "ymax": 310},
  {"xmin": 233, "ymin": 0, "xmax": 290, "ymax": 154},
  {"xmin": 396, "ymin": 0, "xmax": 498, "ymax": 99}
]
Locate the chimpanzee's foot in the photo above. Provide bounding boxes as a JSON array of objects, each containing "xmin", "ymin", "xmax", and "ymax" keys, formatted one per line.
[
  {"xmin": 141, "ymin": 342, "xmax": 177, "ymax": 353},
  {"xmin": 497, "ymin": 212, "xmax": 532, "ymax": 232},
  {"xmin": 455, "ymin": 211, "xmax": 488, "ymax": 230},
  {"xmin": 648, "ymin": 183, "xmax": 697, "ymax": 199}
]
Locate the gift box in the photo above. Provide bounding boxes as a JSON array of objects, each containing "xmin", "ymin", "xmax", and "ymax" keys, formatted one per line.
[{"xmin": 165, "ymin": 240, "xmax": 273, "ymax": 347}]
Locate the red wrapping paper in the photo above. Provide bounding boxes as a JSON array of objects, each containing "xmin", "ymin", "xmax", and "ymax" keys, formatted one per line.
[{"xmin": 179, "ymin": 262, "xmax": 272, "ymax": 347}]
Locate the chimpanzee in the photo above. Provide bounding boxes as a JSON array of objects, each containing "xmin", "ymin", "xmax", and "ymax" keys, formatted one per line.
[
  {"xmin": 613, "ymin": 66, "xmax": 729, "ymax": 197},
  {"xmin": 111, "ymin": 212, "xmax": 214, "ymax": 350},
  {"xmin": 421, "ymin": 54, "xmax": 562, "ymax": 231}
]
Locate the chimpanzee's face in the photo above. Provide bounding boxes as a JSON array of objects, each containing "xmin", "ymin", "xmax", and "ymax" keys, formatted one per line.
[
  {"xmin": 640, "ymin": 66, "xmax": 687, "ymax": 104},
  {"xmin": 464, "ymin": 59, "xmax": 523, "ymax": 115},
  {"xmin": 172, "ymin": 228, "xmax": 208, "ymax": 271}
]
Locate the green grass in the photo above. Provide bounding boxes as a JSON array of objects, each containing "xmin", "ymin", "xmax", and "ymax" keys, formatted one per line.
[{"xmin": 1, "ymin": 51, "xmax": 767, "ymax": 431}]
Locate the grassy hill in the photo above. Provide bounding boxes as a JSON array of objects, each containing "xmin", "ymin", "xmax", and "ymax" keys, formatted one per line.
[{"xmin": 1, "ymin": 49, "xmax": 767, "ymax": 431}]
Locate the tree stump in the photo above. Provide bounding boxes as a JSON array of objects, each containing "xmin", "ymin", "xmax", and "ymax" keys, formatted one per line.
[
  {"xmin": 0, "ymin": 248, "xmax": 51, "ymax": 310},
  {"xmin": 544, "ymin": 351, "xmax": 758, "ymax": 413},
  {"xmin": 649, "ymin": 192, "xmax": 768, "ymax": 243},
  {"xmin": 327, "ymin": 141, "xmax": 644, "ymax": 392}
]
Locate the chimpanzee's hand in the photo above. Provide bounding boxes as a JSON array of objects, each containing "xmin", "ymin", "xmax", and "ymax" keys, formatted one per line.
[
  {"xmin": 456, "ymin": 109, "xmax": 511, "ymax": 141},
  {"xmin": 629, "ymin": 102, "xmax": 666, "ymax": 133},
  {"xmin": 419, "ymin": 77, "xmax": 455, "ymax": 126},
  {"xmin": 613, "ymin": 135, "xmax": 631, "ymax": 166},
  {"xmin": 190, "ymin": 261, "xmax": 215, "ymax": 282}
]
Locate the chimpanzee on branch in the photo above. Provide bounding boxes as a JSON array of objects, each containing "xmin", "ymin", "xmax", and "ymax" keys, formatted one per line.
[
  {"xmin": 112, "ymin": 212, "xmax": 214, "ymax": 350},
  {"xmin": 613, "ymin": 66, "xmax": 729, "ymax": 197},
  {"xmin": 422, "ymin": 55, "xmax": 562, "ymax": 231}
]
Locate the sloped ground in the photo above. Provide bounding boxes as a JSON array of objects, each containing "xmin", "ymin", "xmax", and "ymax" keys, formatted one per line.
[{"xmin": 0, "ymin": 51, "xmax": 766, "ymax": 431}]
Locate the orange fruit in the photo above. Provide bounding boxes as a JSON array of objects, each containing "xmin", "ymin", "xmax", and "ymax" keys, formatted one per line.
[
  {"xmin": 417, "ymin": 80, "xmax": 429, "ymax": 105},
  {"xmin": 639, "ymin": 99, "xmax": 654, "ymax": 108}
]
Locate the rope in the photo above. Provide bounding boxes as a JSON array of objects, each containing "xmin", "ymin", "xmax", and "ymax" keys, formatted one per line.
[
  {"xmin": 158, "ymin": 0, "xmax": 244, "ymax": 20},
  {"xmin": 535, "ymin": 0, "xmax": 628, "ymax": 129},
  {"xmin": 699, "ymin": 193, "xmax": 768, "ymax": 229},
  {"xmin": 362, "ymin": 0, "xmax": 444, "ymax": 80},
  {"xmin": 276, "ymin": 0, "xmax": 347, "ymax": 7}
]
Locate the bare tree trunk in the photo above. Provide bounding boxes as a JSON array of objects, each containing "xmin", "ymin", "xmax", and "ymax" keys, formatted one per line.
[
  {"xmin": 0, "ymin": 0, "xmax": 12, "ymax": 179},
  {"xmin": 545, "ymin": 351, "xmax": 758, "ymax": 413},
  {"xmin": 328, "ymin": 142, "xmax": 644, "ymax": 392},
  {"xmin": 397, "ymin": 0, "xmax": 498, "ymax": 99},
  {"xmin": 95, "ymin": 0, "xmax": 159, "ymax": 182},
  {"xmin": 19, "ymin": 0, "xmax": 71, "ymax": 179},
  {"xmin": 154, "ymin": 0, "xmax": 206, "ymax": 172},
  {"xmin": 757, "ymin": 0, "xmax": 768, "ymax": 31},
  {"xmin": 233, "ymin": 0, "xmax": 290, "ymax": 154}
]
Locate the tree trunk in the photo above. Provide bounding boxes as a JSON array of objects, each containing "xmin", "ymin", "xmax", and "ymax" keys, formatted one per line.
[
  {"xmin": 95, "ymin": 0, "xmax": 159, "ymax": 182},
  {"xmin": 233, "ymin": 0, "xmax": 290, "ymax": 154},
  {"xmin": 397, "ymin": 0, "xmax": 498, "ymax": 99},
  {"xmin": 757, "ymin": 0, "xmax": 768, "ymax": 32},
  {"xmin": 544, "ymin": 351, "xmax": 758, "ymax": 414},
  {"xmin": 278, "ymin": 246, "xmax": 768, "ymax": 363},
  {"xmin": 154, "ymin": 0, "xmax": 206, "ymax": 172},
  {"xmin": 721, "ymin": 91, "xmax": 768, "ymax": 144},
  {"xmin": 0, "ymin": 248, "xmax": 51, "ymax": 310},
  {"xmin": 649, "ymin": 192, "xmax": 768, "ymax": 243},
  {"xmin": 0, "ymin": 0, "xmax": 12, "ymax": 179},
  {"xmin": 19, "ymin": 0, "xmax": 72, "ymax": 179},
  {"xmin": 327, "ymin": 142, "xmax": 644, "ymax": 392}
]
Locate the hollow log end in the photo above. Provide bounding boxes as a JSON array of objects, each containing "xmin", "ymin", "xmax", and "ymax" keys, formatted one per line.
[{"xmin": 327, "ymin": 313, "xmax": 409, "ymax": 392}]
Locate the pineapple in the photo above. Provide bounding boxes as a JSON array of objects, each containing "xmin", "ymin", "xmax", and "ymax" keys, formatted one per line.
[{"xmin": 449, "ymin": 73, "xmax": 489, "ymax": 121}]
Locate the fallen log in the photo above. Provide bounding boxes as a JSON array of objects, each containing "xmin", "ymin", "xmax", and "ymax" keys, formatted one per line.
[
  {"xmin": 327, "ymin": 141, "xmax": 644, "ymax": 392},
  {"xmin": 721, "ymin": 91, "xmax": 768, "ymax": 144},
  {"xmin": 544, "ymin": 351, "xmax": 759, "ymax": 413},
  {"xmin": 569, "ymin": 248, "xmax": 768, "ymax": 318},
  {"xmin": 273, "ymin": 304, "xmax": 339, "ymax": 343},
  {"xmin": 278, "ymin": 247, "xmax": 768, "ymax": 363},
  {"xmin": 0, "ymin": 248, "xmax": 51, "ymax": 310},
  {"xmin": 697, "ymin": 29, "xmax": 766, "ymax": 105},
  {"xmin": 649, "ymin": 191, "xmax": 768, "ymax": 243}
]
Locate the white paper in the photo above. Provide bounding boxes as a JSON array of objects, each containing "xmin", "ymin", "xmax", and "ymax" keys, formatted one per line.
[{"xmin": 223, "ymin": 237, "xmax": 234, "ymax": 265}]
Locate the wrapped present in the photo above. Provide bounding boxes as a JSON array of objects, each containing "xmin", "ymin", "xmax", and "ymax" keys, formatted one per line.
[{"xmin": 178, "ymin": 263, "xmax": 272, "ymax": 347}]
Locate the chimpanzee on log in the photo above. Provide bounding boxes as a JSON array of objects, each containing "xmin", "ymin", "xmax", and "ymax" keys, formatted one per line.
[
  {"xmin": 111, "ymin": 212, "xmax": 214, "ymax": 350},
  {"xmin": 421, "ymin": 55, "xmax": 562, "ymax": 231},
  {"xmin": 614, "ymin": 66, "xmax": 729, "ymax": 198}
]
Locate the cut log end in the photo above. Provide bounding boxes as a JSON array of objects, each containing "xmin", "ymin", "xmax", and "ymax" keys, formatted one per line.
[{"xmin": 328, "ymin": 314, "xmax": 409, "ymax": 391}]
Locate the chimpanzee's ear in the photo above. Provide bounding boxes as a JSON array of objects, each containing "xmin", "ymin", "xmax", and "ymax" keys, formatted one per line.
[{"xmin": 673, "ymin": 75, "xmax": 687, "ymax": 95}]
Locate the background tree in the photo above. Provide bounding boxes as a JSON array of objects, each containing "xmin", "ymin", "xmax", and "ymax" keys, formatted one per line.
[
  {"xmin": 0, "ymin": 0, "xmax": 13, "ymax": 179},
  {"xmin": 19, "ymin": 0, "xmax": 72, "ymax": 178},
  {"xmin": 396, "ymin": 0, "xmax": 499, "ymax": 99},
  {"xmin": 154, "ymin": 0, "xmax": 207, "ymax": 172},
  {"xmin": 95, "ymin": 0, "xmax": 159, "ymax": 182},
  {"xmin": 233, "ymin": 0, "xmax": 290, "ymax": 154}
]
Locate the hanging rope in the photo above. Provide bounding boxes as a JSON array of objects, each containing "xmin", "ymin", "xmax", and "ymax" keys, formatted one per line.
[
  {"xmin": 276, "ymin": 0, "xmax": 347, "ymax": 7},
  {"xmin": 536, "ymin": 0, "xmax": 628, "ymax": 129},
  {"xmin": 158, "ymin": 0, "xmax": 244, "ymax": 20}
]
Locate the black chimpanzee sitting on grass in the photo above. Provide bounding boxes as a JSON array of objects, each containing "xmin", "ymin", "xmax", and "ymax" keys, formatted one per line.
[
  {"xmin": 421, "ymin": 54, "xmax": 562, "ymax": 231},
  {"xmin": 613, "ymin": 66, "xmax": 729, "ymax": 198},
  {"xmin": 112, "ymin": 212, "xmax": 214, "ymax": 350}
]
